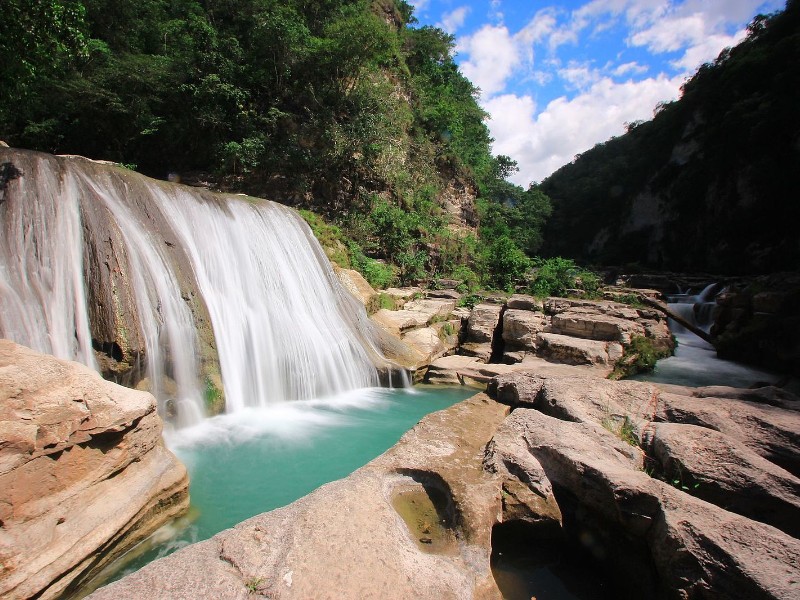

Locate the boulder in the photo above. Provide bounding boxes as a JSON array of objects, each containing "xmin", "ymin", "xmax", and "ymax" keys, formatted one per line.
[
  {"xmin": 505, "ymin": 294, "xmax": 543, "ymax": 312},
  {"xmin": 465, "ymin": 303, "xmax": 503, "ymax": 344},
  {"xmin": 402, "ymin": 327, "xmax": 445, "ymax": 363},
  {"xmin": 536, "ymin": 332, "xmax": 623, "ymax": 370},
  {"xmin": 501, "ymin": 309, "xmax": 548, "ymax": 352},
  {"xmin": 0, "ymin": 340, "xmax": 189, "ymax": 600},
  {"xmin": 403, "ymin": 297, "xmax": 457, "ymax": 322},
  {"xmin": 371, "ymin": 309, "xmax": 426, "ymax": 334}
]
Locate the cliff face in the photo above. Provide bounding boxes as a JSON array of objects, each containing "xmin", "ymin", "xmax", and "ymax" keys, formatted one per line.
[
  {"xmin": 541, "ymin": 1, "xmax": 800, "ymax": 275},
  {"xmin": 0, "ymin": 340, "xmax": 189, "ymax": 600}
]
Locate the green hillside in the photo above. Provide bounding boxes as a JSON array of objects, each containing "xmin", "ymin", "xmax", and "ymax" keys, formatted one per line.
[
  {"xmin": 540, "ymin": 0, "xmax": 800, "ymax": 275},
  {"xmin": 1, "ymin": 0, "xmax": 551, "ymax": 290}
]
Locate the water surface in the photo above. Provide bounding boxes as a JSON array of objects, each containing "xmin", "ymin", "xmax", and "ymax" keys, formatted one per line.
[{"xmin": 93, "ymin": 385, "xmax": 475, "ymax": 587}]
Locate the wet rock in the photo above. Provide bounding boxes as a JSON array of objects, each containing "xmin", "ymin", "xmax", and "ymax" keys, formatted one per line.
[{"xmin": 0, "ymin": 340, "xmax": 189, "ymax": 600}]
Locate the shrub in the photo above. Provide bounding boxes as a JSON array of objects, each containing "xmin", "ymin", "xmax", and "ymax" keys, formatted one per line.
[
  {"xmin": 609, "ymin": 335, "xmax": 672, "ymax": 379},
  {"xmin": 528, "ymin": 257, "xmax": 600, "ymax": 298}
]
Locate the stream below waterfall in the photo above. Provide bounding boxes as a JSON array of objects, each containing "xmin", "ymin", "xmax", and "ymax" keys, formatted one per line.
[{"xmin": 83, "ymin": 385, "xmax": 475, "ymax": 594}]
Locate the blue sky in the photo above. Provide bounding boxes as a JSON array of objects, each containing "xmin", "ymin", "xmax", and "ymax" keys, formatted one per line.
[{"xmin": 408, "ymin": 0, "xmax": 784, "ymax": 186}]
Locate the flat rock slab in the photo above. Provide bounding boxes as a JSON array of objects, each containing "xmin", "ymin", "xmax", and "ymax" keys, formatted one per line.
[
  {"xmin": 550, "ymin": 311, "xmax": 646, "ymax": 343},
  {"xmin": 0, "ymin": 340, "xmax": 189, "ymax": 600},
  {"xmin": 426, "ymin": 355, "xmax": 609, "ymax": 387},
  {"xmin": 537, "ymin": 332, "xmax": 622, "ymax": 369}
]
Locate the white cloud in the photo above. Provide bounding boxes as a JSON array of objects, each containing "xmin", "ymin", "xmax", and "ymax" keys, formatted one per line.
[
  {"xmin": 457, "ymin": 25, "xmax": 520, "ymax": 96},
  {"xmin": 438, "ymin": 6, "xmax": 471, "ymax": 34},
  {"xmin": 558, "ymin": 62, "xmax": 602, "ymax": 91},
  {"xmin": 485, "ymin": 75, "xmax": 683, "ymax": 186},
  {"xmin": 670, "ymin": 29, "xmax": 749, "ymax": 71},
  {"xmin": 613, "ymin": 61, "xmax": 649, "ymax": 76},
  {"xmin": 489, "ymin": 0, "xmax": 504, "ymax": 22},
  {"xmin": 630, "ymin": 13, "xmax": 707, "ymax": 52},
  {"xmin": 451, "ymin": 0, "xmax": 781, "ymax": 182}
]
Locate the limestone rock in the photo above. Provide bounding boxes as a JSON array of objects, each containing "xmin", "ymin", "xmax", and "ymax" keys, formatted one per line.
[
  {"xmin": 335, "ymin": 268, "xmax": 378, "ymax": 307},
  {"xmin": 465, "ymin": 303, "xmax": 503, "ymax": 344},
  {"xmin": 371, "ymin": 309, "xmax": 425, "ymax": 334},
  {"xmin": 426, "ymin": 356, "xmax": 608, "ymax": 387},
  {"xmin": 648, "ymin": 422, "xmax": 800, "ymax": 537},
  {"xmin": 536, "ymin": 332, "xmax": 623, "ymax": 370},
  {"xmin": 501, "ymin": 309, "xmax": 548, "ymax": 352},
  {"xmin": 0, "ymin": 340, "xmax": 189, "ymax": 600},
  {"xmin": 402, "ymin": 327, "xmax": 445, "ymax": 363},
  {"xmin": 506, "ymin": 294, "xmax": 543, "ymax": 312},
  {"xmin": 403, "ymin": 297, "xmax": 456, "ymax": 322},
  {"xmin": 550, "ymin": 311, "xmax": 646, "ymax": 343},
  {"xmin": 496, "ymin": 406, "xmax": 800, "ymax": 599}
]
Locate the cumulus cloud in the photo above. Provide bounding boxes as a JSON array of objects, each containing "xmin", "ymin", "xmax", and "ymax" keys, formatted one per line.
[
  {"xmin": 451, "ymin": 0, "xmax": 780, "ymax": 182},
  {"xmin": 670, "ymin": 29, "xmax": 749, "ymax": 71},
  {"xmin": 485, "ymin": 75, "xmax": 683, "ymax": 186},
  {"xmin": 438, "ymin": 6, "xmax": 471, "ymax": 34},
  {"xmin": 457, "ymin": 25, "xmax": 520, "ymax": 96}
]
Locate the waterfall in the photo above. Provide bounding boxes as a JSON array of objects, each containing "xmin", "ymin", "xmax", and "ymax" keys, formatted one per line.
[
  {"xmin": 0, "ymin": 148, "xmax": 384, "ymax": 425},
  {"xmin": 666, "ymin": 283, "xmax": 722, "ymax": 334}
]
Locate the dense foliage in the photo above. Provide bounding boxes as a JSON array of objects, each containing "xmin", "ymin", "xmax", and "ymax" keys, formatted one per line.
[
  {"xmin": 540, "ymin": 0, "xmax": 800, "ymax": 275},
  {"xmin": 1, "ymin": 0, "xmax": 553, "ymax": 291}
]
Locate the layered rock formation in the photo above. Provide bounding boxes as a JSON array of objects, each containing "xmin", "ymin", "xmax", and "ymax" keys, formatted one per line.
[
  {"xmin": 365, "ymin": 287, "xmax": 674, "ymax": 385},
  {"xmin": 489, "ymin": 373, "xmax": 800, "ymax": 598},
  {"xmin": 0, "ymin": 340, "xmax": 189, "ymax": 600}
]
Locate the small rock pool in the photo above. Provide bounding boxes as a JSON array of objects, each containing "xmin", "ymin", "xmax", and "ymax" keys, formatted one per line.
[{"xmin": 86, "ymin": 385, "xmax": 476, "ymax": 592}]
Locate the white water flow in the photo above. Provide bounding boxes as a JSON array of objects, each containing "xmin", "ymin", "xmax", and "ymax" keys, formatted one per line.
[
  {"xmin": 0, "ymin": 150, "xmax": 386, "ymax": 425},
  {"xmin": 158, "ymin": 189, "xmax": 381, "ymax": 410},
  {"xmin": 0, "ymin": 164, "xmax": 96, "ymax": 368},
  {"xmin": 77, "ymin": 172, "xmax": 205, "ymax": 428},
  {"xmin": 636, "ymin": 284, "xmax": 781, "ymax": 388}
]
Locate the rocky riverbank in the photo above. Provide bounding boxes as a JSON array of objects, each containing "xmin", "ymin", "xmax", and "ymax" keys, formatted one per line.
[
  {"xmin": 0, "ymin": 341, "xmax": 189, "ymax": 600},
  {"xmin": 86, "ymin": 372, "xmax": 800, "ymax": 599},
  {"xmin": 335, "ymin": 269, "xmax": 676, "ymax": 386}
]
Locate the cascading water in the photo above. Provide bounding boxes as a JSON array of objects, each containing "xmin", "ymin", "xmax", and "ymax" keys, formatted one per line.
[
  {"xmin": 155, "ymin": 187, "xmax": 381, "ymax": 410},
  {"xmin": 0, "ymin": 148, "xmax": 386, "ymax": 425},
  {"xmin": 636, "ymin": 282, "xmax": 779, "ymax": 388}
]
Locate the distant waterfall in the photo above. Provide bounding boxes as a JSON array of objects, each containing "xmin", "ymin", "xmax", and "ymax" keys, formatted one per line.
[
  {"xmin": 667, "ymin": 283, "xmax": 722, "ymax": 334},
  {"xmin": 0, "ymin": 148, "xmax": 383, "ymax": 425}
]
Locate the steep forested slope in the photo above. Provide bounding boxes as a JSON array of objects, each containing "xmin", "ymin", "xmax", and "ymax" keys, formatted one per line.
[
  {"xmin": 1, "ymin": 0, "xmax": 551, "ymax": 290},
  {"xmin": 540, "ymin": 0, "xmax": 800, "ymax": 275}
]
